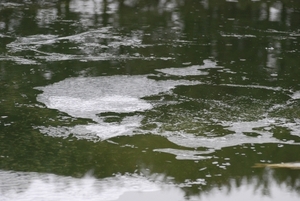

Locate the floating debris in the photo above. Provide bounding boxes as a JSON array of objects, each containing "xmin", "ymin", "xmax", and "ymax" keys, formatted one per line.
[{"xmin": 253, "ymin": 162, "xmax": 300, "ymax": 169}]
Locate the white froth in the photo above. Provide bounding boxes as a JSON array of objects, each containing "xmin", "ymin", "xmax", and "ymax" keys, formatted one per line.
[
  {"xmin": 219, "ymin": 83, "xmax": 282, "ymax": 91},
  {"xmin": 154, "ymin": 148, "xmax": 213, "ymax": 160},
  {"xmin": 35, "ymin": 66, "xmax": 300, "ymax": 147},
  {"xmin": 156, "ymin": 59, "xmax": 220, "ymax": 76},
  {"xmin": 166, "ymin": 134, "xmax": 279, "ymax": 149},
  {"xmin": 165, "ymin": 119, "xmax": 300, "ymax": 149},
  {"xmin": 85, "ymin": 123, "xmax": 136, "ymax": 139},
  {"xmin": 291, "ymin": 91, "xmax": 300, "ymax": 99},
  {"xmin": 36, "ymin": 76, "xmax": 199, "ymax": 115},
  {"xmin": 35, "ymin": 75, "xmax": 200, "ymax": 140},
  {"xmin": 45, "ymin": 95, "xmax": 151, "ymax": 120},
  {"xmin": 37, "ymin": 116, "xmax": 142, "ymax": 140},
  {"xmin": 224, "ymin": 120, "xmax": 274, "ymax": 133},
  {"xmin": 36, "ymin": 75, "xmax": 199, "ymax": 102},
  {"xmin": 157, "ymin": 66, "xmax": 209, "ymax": 76},
  {"xmin": 220, "ymin": 33, "xmax": 256, "ymax": 38}
]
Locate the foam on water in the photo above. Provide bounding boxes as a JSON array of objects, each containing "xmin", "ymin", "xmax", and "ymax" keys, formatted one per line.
[
  {"xmin": 36, "ymin": 75, "xmax": 198, "ymax": 101},
  {"xmin": 35, "ymin": 75, "xmax": 200, "ymax": 140},
  {"xmin": 156, "ymin": 60, "xmax": 220, "ymax": 76},
  {"xmin": 0, "ymin": 170, "xmax": 163, "ymax": 201},
  {"xmin": 6, "ymin": 28, "xmax": 164, "ymax": 63},
  {"xmin": 35, "ymin": 61, "xmax": 300, "ymax": 154},
  {"xmin": 160, "ymin": 118, "xmax": 300, "ymax": 149},
  {"xmin": 45, "ymin": 95, "xmax": 151, "ymax": 121},
  {"xmin": 166, "ymin": 131, "xmax": 280, "ymax": 149},
  {"xmin": 220, "ymin": 33, "xmax": 256, "ymax": 38},
  {"xmin": 219, "ymin": 83, "xmax": 282, "ymax": 91},
  {"xmin": 36, "ymin": 75, "xmax": 199, "ymax": 115},
  {"xmin": 37, "ymin": 116, "xmax": 142, "ymax": 140},
  {"xmin": 153, "ymin": 148, "xmax": 213, "ymax": 160},
  {"xmin": 291, "ymin": 91, "xmax": 300, "ymax": 99},
  {"xmin": 0, "ymin": 56, "xmax": 39, "ymax": 65}
]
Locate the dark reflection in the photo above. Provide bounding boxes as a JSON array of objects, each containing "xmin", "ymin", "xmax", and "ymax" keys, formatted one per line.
[
  {"xmin": 0, "ymin": 0, "xmax": 299, "ymax": 82},
  {"xmin": 1, "ymin": 0, "xmax": 300, "ymax": 200}
]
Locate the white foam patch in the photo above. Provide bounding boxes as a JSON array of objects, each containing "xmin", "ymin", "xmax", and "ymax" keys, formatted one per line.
[
  {"xmin": 34, "ymin": 65, "xmax": 300, "ymax": 148},
  {"xmin": 0, "ymin": 56, "xmax": 40, "ymax": 65},
  {"xmin": 36, "ymin": 75, "xmax": 199, "ymax": 118},
  {"xmin": 0, "ymin": 170, "xmax": 164, "ymax": 201},
  {"xmin": 153, "ymin": 148, "xmax": 213, "ymax": 160},
  {"xmin": 219, "ymin": 83, "xmax": 282, "ymax": 91},
  {"xmin": 37, "ymin": 116, "xmax": 142, "ymax": 140},
  {"xmin": 166, "ymin": 133, "xmax": 280, "ymax": 149},
  {"xmin": 7, "ymin": 34, "xmax": 58, "ymax": 50},
  {"xmin": 224, "ymin": 120, "xmax": 274, "ymax": 134},
  {"xmin": 163, "ymin": 119, "xmax": 300, "ymax": 149},
  {"xmin": 45, "ymin": 95, "xmax": 151, "ymax": 121},
  {"xmin": 35, "ymin": 75, "xmax": 200, "ymax": 140},
  {"xmin": 291, "ymin": 91, "xmax": 300, "ymax": 99},
  {"xmin": 279, "ymin": 119, "xmax": 300, "ymax": 137},
  {"xmin": 156, "ymin": 60, "xmax": 220, "ymax": 76},
  {"xmin": 220, "ymin": 33, "xmax": 256, "ymax": 38}
]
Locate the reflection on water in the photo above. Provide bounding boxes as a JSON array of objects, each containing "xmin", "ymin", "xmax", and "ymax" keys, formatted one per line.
[
  {"xmin": 0, "ymin": 170, "xmax": 162, "ymax": 201},
  {"xmin": 1, "ymin": 169, "xmax": 299, "ymax": 201},
  {"xmin": 197, "ymin": 178, "xmax": 300, "ymax": 201},
  {"xmin": 1, "ymin": 0, "xmax": 300, "ymax": 200}
]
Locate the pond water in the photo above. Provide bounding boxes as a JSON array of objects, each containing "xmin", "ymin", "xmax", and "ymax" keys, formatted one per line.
[{"xmin": 1, "ymin": 0, "xmax": 300, "ymax": 200}]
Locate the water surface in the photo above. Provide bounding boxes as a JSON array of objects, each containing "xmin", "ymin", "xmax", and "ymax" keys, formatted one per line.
[{"xmin": 1, "ymin": 0, "xmax": 300, "ymax": 200}]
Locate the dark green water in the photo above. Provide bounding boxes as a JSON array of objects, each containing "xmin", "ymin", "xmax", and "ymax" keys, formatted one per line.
[{"xmin": 1, "ymin": 0, "xmax": 300, "ymax": 200}]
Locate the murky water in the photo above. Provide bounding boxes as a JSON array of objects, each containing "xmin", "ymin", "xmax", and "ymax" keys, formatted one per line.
[{"xmin": 1, "ymin": 0, "xmax": 300, "ymax": 200}]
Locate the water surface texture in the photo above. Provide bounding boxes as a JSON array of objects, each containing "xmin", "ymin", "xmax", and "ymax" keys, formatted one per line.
[{"xmin": 1, "ymin": 0, "xmax": 300, "ymax": 200}]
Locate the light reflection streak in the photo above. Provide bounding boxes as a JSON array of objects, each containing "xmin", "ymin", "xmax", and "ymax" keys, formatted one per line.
[{"xmin": 0, "ymin": 169, "xmax": 299, "ymax": 201}]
